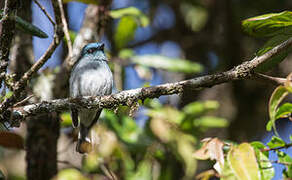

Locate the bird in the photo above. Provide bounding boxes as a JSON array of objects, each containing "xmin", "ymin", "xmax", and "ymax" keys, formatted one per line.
[{"xmin": 69, "ymin": 42, "xmax": 113, "ymax": 153}]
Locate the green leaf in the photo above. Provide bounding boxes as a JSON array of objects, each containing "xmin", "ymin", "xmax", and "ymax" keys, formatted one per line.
[
  {"xmin": 64, "ymin": 30, "xmax": 77, "ymax": 44},
  {"xmin": 114, "ymin": 16, "xmax": 138, "ymax": 49},
  {"xmin": 193, "ymin": 116, "xmax": 228, "ymax": 128},
  {"xmin": 60, "ymin": 112, "xmax": 72, "ymax": 127},
  {"xmin": 119, "ymin": 49, "xmax": 135, "ymax": 59},
  {"xmin": 221, "ymin": 156, "xmax": 238, "ymax": 180},
  {"xmin": 255, "ymin": 34, "xmax": 292, "ymax": 72},
  {"xmin": 131, "ymin": 55, "xmax": 203, "ymax": 74},
  {"xmin": 266, "ymin": 86, "xmax": 289, "ymax": 131},
  {"xmin": 148, "ymin": 107, "xmax": 185, "ymax": 125},
  {"xmin": 55, "ymin": 168, "xmax": 89, "ymax": 180},
  {"xmin": 242, "ymin": 11, "xmax": 292, "ymax": 38},
  {"xmin": 227, "ymin": 143, "xmax": 260, "ymax": 180},
  {"xmin": 83, "ymin": 153, "xmax": 99, "ymax": 172},
  {"xmin": 104, "ymin": 110, "xmax": 150, "ymax": 147},
  {"xmin": 0, "ymin": 91, "xmax": 13, "ymax": 102},
  {"xmin": 275, "ymin": 103, "xmax": 292, "ymax": 119},
  {"xmin": 254, "ymin": 148, "xmax": 274, "ymax": 180},
  {"xmin": 183, "ymin": 101, "xmax": 219, "ymax": 116},
  {"xmin": 110, "ymin": 7, "xmax": 149, "ymax": 27},
  {"xmin": 128, "ymin": 160, "xmax": 152, "ymax": 180},
  {"xmin": 251, "ymin": 141, "xmax": 268, "ymax": 157},
  {"xmin": 277, "ymin": 151, "xmax": 292, "ymax": 178},
  {"xmin": 267, "ymin": 136, "xmax": 285, "ymax": 148},
  {"xmin": 0, "ymin": 10, "xmax": 48, "ymax": 38},
  {"xmin": 180, "ymin": 3, "xmax": 208, "ymax": 32},
  {"xmin": 15, "ymin": 16, "xmax": 48, "ymax": 38}
]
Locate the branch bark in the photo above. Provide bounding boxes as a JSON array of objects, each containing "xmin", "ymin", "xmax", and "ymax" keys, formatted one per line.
[
  {"xmin": 0, "ymin": 0, "xmax": 19, "ymax": 88},
  {"xmin": 10, "ymin": 36, "xmax": 292, "ymax": 123},
  {"xmin": 0, "ymin": 0, "xmax": 64, "ymax": 119},
  {"xmin": 26, "ymin": 112, "xmax": 60, "ymax": 180}
]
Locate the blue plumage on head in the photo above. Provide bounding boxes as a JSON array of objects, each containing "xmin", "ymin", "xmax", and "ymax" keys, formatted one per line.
[{"xmin": 80, "ymin": 42, "xmax": 107, "ymax": 61}]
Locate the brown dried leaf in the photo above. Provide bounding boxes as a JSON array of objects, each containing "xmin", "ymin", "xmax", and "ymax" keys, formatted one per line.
[
  {"xmin": 193, "ymin": 137, "xmax": 224, "ymax": 165},
  {"xmin": 0, "ymin": 131, "xmax": 24, "ymax": 149}
]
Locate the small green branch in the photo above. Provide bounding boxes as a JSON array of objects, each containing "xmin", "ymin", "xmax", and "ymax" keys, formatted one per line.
[{"xmin": 261, "ymin": 143, "xmax": 292, "ymax": 152}]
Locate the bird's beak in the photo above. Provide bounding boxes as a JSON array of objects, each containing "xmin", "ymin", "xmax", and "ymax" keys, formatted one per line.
[{"xmin": 100, "ymin": 43, "xmax": 105, "ymax": 51}]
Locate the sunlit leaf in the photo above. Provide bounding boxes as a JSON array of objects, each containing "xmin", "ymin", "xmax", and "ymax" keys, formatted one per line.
[
  {"xmin": 250, "ymin": 141, "xmax": 268, "ymax": 157},
  {"xmin": 267, "ymin": 136, "xmax": 285, "ymax": 148},
  {"xmin": 83, "ymin": 153, "xmax": 99, "ymax": 172},
  {"xmin": 0, "ymin": 91, "xmax": 13, "ymax": 102},
  {"xmin": 54, "ymin": 168, "xmax": 89, "ymax": 180},
  {"xmin": 193, "ymin": 116, "xmax": 228, "ymax": 128},
  {"xmin": 118, "ymin": 49, "xmax": 135, "ymax": 59},
  {"xmin": 110, "ymin": 7, "xmax": 149, "ymax": 27},
  {"xmin": 253, "ymin": 148, "xmax": 274, "ymax": 180},
  {"xmin": 266, "ymin": 86, "xmax": 289, "ymax": 131},
  {"xmin": 104, "ymin": 110, "xmax": 150, "ymax": 147},
  {"xmin": 128, "ymin": 160, "xmax": 152, "ymax": 180},
  {"xmin": 64, "ymin": 30, "xmax": 77, "ymax": 44},
  {"xmin": 180, "ymin": 3, "xmax": 208, "ymax": 32},
  {"xmin": 221, "ymin": 156, "xmax": 237, "ymax": 180},
  {"xmin": 60, "ymin": 112, "xmax": 72, "ymax": 127},
  {"xmin": 176, "ymin": 134, "xmax": 197, "ymax": 178},
  {"xmin": 131, "ymin": 55, "xmax": 203, "ymax": 74},
  {"xmin": 275, "ymin": 103, "xmax": 292, "ymax": 119},
  {"xmin": 277, "ymin": 151, "xmax": 292, "ymax": 178},
  {"xmin": 114, "ymin": 16, "xmax": 138, "ymax": 49},
  {"xmin": 0, "ymin": 131, "xmax": 24, "ymax": 149},
  {"xmin": 242, "ymin": 11, "xmax": 292, "ymax": 37},
  {"xmin": 183, "ymin": 101, "xmax": 219, "ymax": 116},
  {"xmin": 227, "ymin": 143, "xmax": 260, "ymax": 180},
  {"xmin": 148, "ymin": 106, "xmax": 185, "ymax": 125},
  {"xmin": 255, "ymin": 34, "xmax": 292, "ymax": 72}
]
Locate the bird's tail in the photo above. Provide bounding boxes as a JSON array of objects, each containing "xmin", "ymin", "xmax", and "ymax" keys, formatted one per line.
[{"xmin": 76, "ymin": 110, "xmax": 102, "ymax": 153}]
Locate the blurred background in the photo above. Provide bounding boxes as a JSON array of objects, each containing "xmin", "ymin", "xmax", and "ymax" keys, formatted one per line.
[{"xmin": 0, "ymin": 0, "xmax": 292, "ymax": 179}]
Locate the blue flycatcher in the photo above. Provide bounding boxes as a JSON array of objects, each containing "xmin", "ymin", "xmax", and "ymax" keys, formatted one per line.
[{"xmin": 69, "ymin": 42, "xmax": 113, "ymax": 153}]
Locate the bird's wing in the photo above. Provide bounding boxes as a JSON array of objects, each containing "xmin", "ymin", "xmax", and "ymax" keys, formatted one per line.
[{"xmin": 71, "ymin": 107, "xmax": 79, "ymax": 128}]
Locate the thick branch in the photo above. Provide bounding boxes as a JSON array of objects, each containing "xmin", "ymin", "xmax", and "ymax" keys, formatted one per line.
[
  {"xmin": 10, "ymin": 34, "xmax": 292, "ymax": 122},
  {"xmin": 8, "ymin": 35, "xmax": 292, "ymax": 124}
]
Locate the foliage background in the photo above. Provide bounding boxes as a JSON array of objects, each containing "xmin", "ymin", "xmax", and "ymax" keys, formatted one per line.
[{"xmin": 0, "ymin": 0, "xmax": 291, "ymax": 179}]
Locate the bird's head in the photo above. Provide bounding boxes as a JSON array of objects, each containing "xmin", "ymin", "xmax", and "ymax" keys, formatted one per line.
[{"xmin": 80, "ymin": 42, "xmax": 107, "ymax": 61}]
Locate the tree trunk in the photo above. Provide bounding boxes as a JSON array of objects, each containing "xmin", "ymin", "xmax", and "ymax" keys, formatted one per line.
[{"xmin": 26, "ymin": 113, "xmax": 60, "ymax": 180}]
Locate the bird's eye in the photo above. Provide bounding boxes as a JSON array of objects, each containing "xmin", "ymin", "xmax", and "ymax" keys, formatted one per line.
[{"xmin": 87, "ymin": 48, "xmax": 96, "ymax": 54}]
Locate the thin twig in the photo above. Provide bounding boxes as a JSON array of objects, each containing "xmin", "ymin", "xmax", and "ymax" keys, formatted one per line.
[
  {"xmin": 261, "ymin": 159, "xmax": 292, "ymax": 166},
  {"xmin": 253, "ymin": 73, "xmax": 286, "ymax": 86},
  {"xmin": 261, "ymin": 143, "xmax": 292, "ymax": 152},
  {"xmin": 13, "ymin": 95, "xmax": 34, "ymax": 107},
  {"xmin": 58, "ymin": 0, "xmax": 73, "ymax": 65},
  {"xmin": 33, "ymin": 0, "xmax": 56, "ymax": 26}
]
